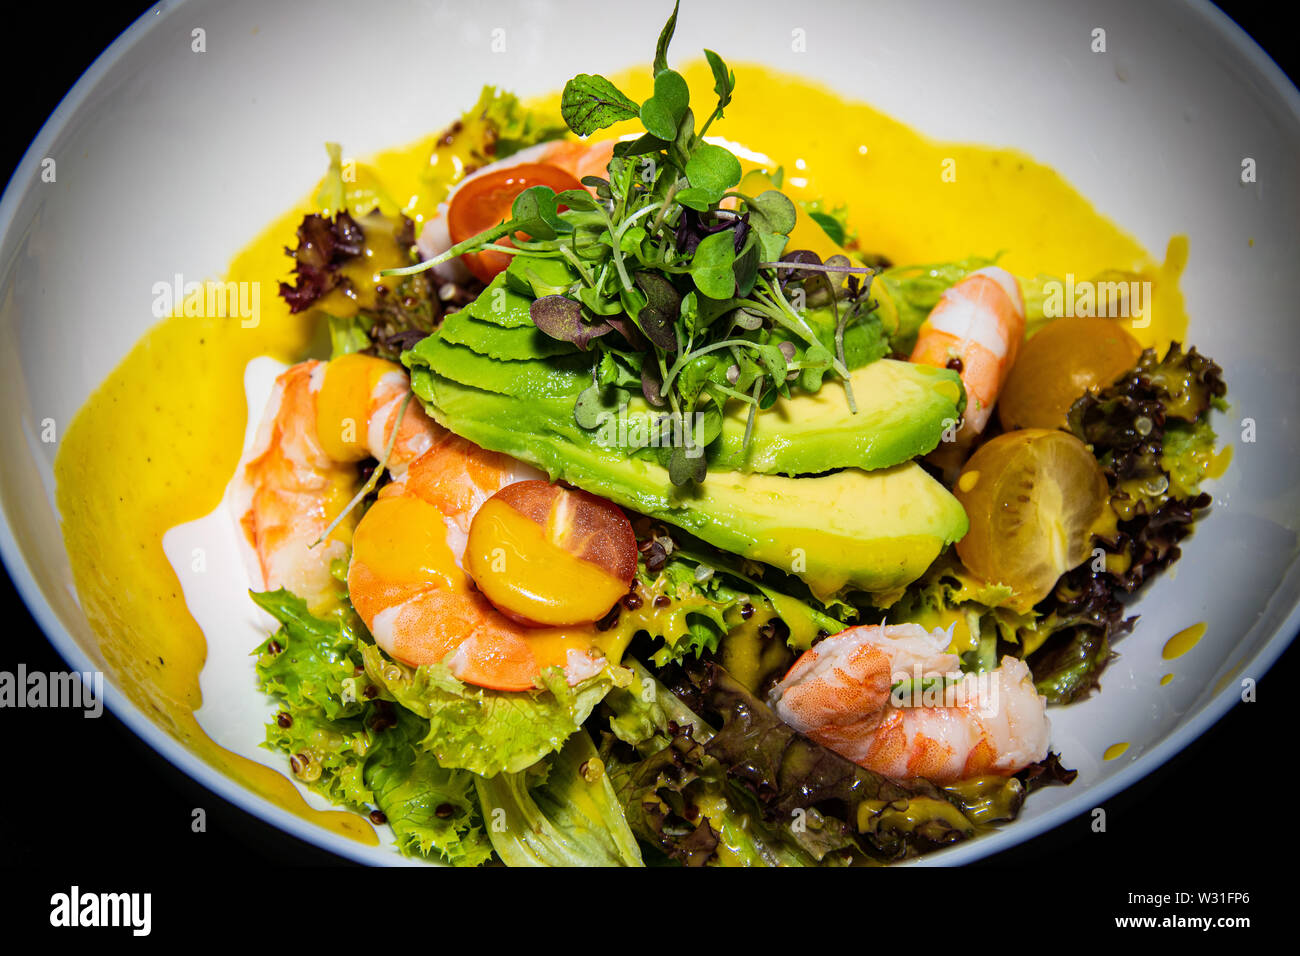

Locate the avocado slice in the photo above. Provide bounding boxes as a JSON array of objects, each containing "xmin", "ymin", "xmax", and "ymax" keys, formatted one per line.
[
  {"xmin": 423, "ymin": 272, "xmax": 963, "ymax": 475},
  {"xmin": 712, "ymin": 359, "xmax": 963, "ymax": 474},
  {"xmin": 404, "ymin": 354, "xmax": 969, "ymax": 603},
  {"xmin": 438, "ymin": 311, "xmax": 578, "ymax": 362}
]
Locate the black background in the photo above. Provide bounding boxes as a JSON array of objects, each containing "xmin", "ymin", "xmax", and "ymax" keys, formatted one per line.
[{"xmin": 0, "ymin": 0, "xmax": 1292, "ymax": 931}]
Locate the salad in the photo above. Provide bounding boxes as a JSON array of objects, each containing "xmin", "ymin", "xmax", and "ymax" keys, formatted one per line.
[{"xmin": 237, "ymin": 3, "xmax": 1227, "ymax": 865}]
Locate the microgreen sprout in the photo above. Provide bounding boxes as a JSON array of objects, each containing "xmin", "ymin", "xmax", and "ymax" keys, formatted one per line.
[{"xmin": 388, "ymin": 0, "xmax": 882, "ymax": 485}]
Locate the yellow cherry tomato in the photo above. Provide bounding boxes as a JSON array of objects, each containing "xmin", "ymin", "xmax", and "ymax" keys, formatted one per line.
[
  {"xmin": 465, "ymin": 480, "xmax": 637, "ymax": 627},
  {"xmin": 955, "ymin": 428, "xmax": 1109, "ymax": 607},
  {"xmin": 999, "ymin": 317, "xmax": 1142, "ymax": 431}
]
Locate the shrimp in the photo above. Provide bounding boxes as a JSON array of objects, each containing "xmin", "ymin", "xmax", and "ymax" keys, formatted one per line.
[
  {"xmin": 240, "ymin": 353, "xmax": 617, "ymax": 692},
  {"xmin": 768, "ymin": 623, "xmax": 1050, "ymax": 783},
  {"xmin": 909, "ymin": 266, "xmax": 1026, "ymax": 440},
  {"xmin": 346, "ymin": 447, "xmax": 622, "ymax": 693},
  {"xmin": 417, "ymin": 139, "xmax": 616, "ymax": 281},
  {"xmin": 238, "ymin": 354, "xmax": 440, "ymax": 610}
]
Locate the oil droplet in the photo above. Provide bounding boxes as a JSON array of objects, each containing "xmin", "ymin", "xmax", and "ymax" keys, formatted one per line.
[
  {"xmin": 958, "ymin": 470, "xmax": 980, "ymax": 493},
  {"xmin": 1104, "ymin": 742, "xmax": 1129, "ymax": 761},
  {"xmin": 1160, "ymin": 673, "xmax": 1174, "ymax": 686},
  {"xmin": 1162, "ymin": 622, "xmax": 1206, "ymax": 660}
]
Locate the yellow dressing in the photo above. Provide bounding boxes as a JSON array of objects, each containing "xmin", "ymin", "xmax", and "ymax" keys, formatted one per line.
[
  {"xmin": 1160, "ymin": 673, "xmax": 1175, "ymax": 686},
  {"xmin": 351, "ymin": 496, "xmax": 460, "ymax": 590},
  {"xmin": 51, "ymin": 203, "xmax": 375, "ymax": 842},
  {"xmin": 316, "ymin": 353, "xmax": 401, "ymax": 463},
  {"xmin": 53, "ymin": 62, "xmax": 1193, "ymax": 834},
  {"xmin": 1208, "ymin": 444, "xmax": 1233, "ymax": 479},
  {"xmin": 322, "ymin": 213, "xmax": 411, "ymax": 314},
  {"xmin": 1162, "ymin": 622, "xmax": 1207, "ymax": 660},
  {"xmin": 1103, "ymin": 742, "xmax": 1130, "ymax": 761}
]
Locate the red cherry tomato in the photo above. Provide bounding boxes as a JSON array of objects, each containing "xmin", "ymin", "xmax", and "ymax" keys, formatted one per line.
[{"xmin": 447, "ymin": 163, "xmax": 584, "ymax": 283}]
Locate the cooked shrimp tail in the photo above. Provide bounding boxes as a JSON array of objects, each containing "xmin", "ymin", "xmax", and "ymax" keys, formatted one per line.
[{"xmin": 769, "ymin": 623, "xmax": 1050, "ymax": 783}]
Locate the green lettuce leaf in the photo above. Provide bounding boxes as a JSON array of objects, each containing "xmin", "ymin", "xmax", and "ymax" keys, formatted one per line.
[
  {"xmin": 251, "ymin": 589, "xmax": 368, "ymax": 721},
  {"xmin": 472, "ymin": 86, "xmax": 569, "ymax": 160},
  {"xmin": 361, "ymin": 643, "xmax": 615, "ymax": 776},
  {"xmin": 363, "ymin": 708, "xmax": 494, "ymax": 866},
  {"xmin": 643, "ymin": 541, "xmax": 844, "ymax": 669},
  {"xmin": 474, "ymin": 729, "xmax": 643, "ymax": 866},
  {"xmin": 262, "ymin": 706, "xmax": 376, "ymax": 810},
  {"xmin": 1161, "ymin": 417, "xmax": 1218, "ymax": 500},
  {"xmin": 252, "ymin": 589, "xmax": 493, "ymax": 865}
]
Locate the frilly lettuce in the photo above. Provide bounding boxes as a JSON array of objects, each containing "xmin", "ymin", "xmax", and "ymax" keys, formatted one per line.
[
  {"xmin": 364, "ymin": 708, "xmax": 494, "ymax": 866},
  {"xmin": 890, "ymin": 342, "xmax": 1226, "ymax": 705},
  {"xmin": 644, "ymin": 540, "xmax": 845, "ymax": 667},
  {"xmin": 251, "ymin": 589, "xmax": 371, "ymax": 720},
  {"xmin": 252, "ymin": 589, "xmax": 492, "ymax": 865},
  {"xmin": 466, "ymin": 85, "xmax": 568, "ymax": 162},
  {"xmin": 360, "ymin": 643, "xmax": 618, "ymax": 777}
]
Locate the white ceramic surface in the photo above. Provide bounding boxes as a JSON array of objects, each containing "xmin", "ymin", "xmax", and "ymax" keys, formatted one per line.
[{"xmin": 1, "ymin": 0, "xmax": 1298, "ymax": 866}]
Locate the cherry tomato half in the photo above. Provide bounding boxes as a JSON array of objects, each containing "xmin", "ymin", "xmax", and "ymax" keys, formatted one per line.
[
  {"xmin": 447, "ymin": 163, "xmax": 584, "ymax": 283},
  {"xmin": 954, "ymin": 428, "xmax": 1110, "ymax": 607},
  {"xmin": 465, "ymin": 479, "xmax": 637, "ymax": 628}
]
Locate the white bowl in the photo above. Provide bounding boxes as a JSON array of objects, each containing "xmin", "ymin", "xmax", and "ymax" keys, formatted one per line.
[{"xmin": 2, "ymin": 0, "xmax": 1298, "ymax": 866}]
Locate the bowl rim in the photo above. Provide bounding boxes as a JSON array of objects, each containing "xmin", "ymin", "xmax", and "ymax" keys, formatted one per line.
[{"xmin": 2, "ymin": 0, "xmax": 1298, "ymax": 867}]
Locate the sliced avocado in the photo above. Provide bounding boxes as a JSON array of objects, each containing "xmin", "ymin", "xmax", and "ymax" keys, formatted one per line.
[
  {"xmin": 416, "ymin": 335, "xmax": 589, "ymax": 399},
  {"xmin": 462, "ymin": 272, "xmax": 536, "ymax": 329},
  {"xmin": 413, "ymin": 326, "xmax": 962, "ymax": 474},
  {"xmin": 438, "ymin": 310, "xmax": 577, "ymax": 362},
  {"xmin": 712, "ymin": 359, "xmax": 963, "ymax": 474},
  {"xmin": 404, "ymin": 357, "xmax": 969, "ymax": 603}
]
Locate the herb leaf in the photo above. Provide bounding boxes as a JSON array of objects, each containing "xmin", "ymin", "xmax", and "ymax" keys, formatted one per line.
[
  {"xmin": 690, "ymin": 230, "xmax": 738, "ymax": 299},
  {"xmin": 653, "ymin": 0, "xmax": 681, "ymax": 75},
  {"xmin": 561, "ymin": 74, "xmax": 641, "ymax": 136},
  {"xmin": 668, "ymin": 444, "xmax": 707, "ymax": 486},
  {"xmin": 553, "ymin": 188, "xmax": 598, "ymax": 211},
  {"xmin": 704, "ymin": 49, "xmax": 735, "ymax": 115},
  {"xmin": 634, "ymin": 271, "xmax": 683, "ymax": 319},
  {"xmin": 510, "ymin": 186, "xmax": 569, "ymax": 240},
  {"xmin": 685, "ymin": 144, "xmax": 742, "ymax": 203},
  {"xmin": 530, "ymin": 295, "xmax": 612, "ymax": 350},
  {"xmin": 638, "ymin": 306, "xmax": 678, "ymax": 352},
  {"xmin": 808, "ymin": 209, "xmax": 846, "ymax": 245},
  {"xmin": 575, "ymin": 382, "xmax": 620, "ymax": 429},
  {"xmin": 746, "ymin": 190, "xmax": 797, "ymax": 235},
  {"xmin": 640, "ymin": 69, "xmax": 690, "ymax": 140}
]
